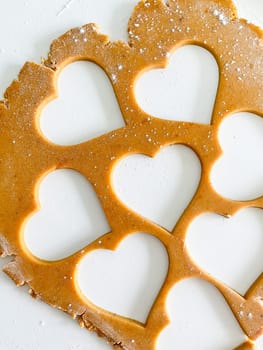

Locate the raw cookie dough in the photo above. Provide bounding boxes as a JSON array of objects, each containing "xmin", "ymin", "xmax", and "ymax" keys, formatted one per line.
[{"xmin": 0, "ymin": 0, "xmax": 262, "ymax": 349}]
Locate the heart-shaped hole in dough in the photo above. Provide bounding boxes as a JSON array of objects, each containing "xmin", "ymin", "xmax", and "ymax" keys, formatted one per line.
[
  {"xmin": 135, "ymin": 45, "xmax": 219, "ymax": 124},
  {"xmin": 112, "ymin": 144, "xmax": 201, "ymax": 231},
  {"xmin": 157, "ymin": 278, "xmax": 245, "ymax": 350},
  {"xmin": 185, "ymin": 208, "xmax": 263, "ymax": 295},
  {"xmin": 211, "ymin": 112, "xmax": 263, "ymax": 200},
  {"xmin": 24, "ymin": 169, "xmax": 110, "ymax": 261},
  {"xmin": 77, "ymin": 232, "xmax": 168, "ymax": 323},
  {"xmin": 40, "ymin": 61, "xmax": 125, "ymax": 146}
]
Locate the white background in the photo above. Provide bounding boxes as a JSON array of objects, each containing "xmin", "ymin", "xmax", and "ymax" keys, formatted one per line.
[{"xmin": 0, "ymin": 0, "xmax": 263, "ymax": 349}]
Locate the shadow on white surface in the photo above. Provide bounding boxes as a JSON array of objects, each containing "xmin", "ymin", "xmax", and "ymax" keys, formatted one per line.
[{"xmin": 233, "ymin": 0, "xmax": 263, "ymax": 28}]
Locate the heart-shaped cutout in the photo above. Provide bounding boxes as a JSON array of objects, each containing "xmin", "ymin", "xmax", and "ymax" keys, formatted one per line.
[
  {"xmin": 135, "ymin": 45, "xmax": 219, "ymax": 124},
  {"xmin": 40, "ymin": 61, "xmax": 125, "ymax": 146},
  {"xmin": 186, "ymin": 208, "xmax": 263, "ymax": 295},
  {"xmin": 24, "ymin": 169, "xmax": 110, "ymax": 261},
  {"xmin": 112, "ymin": 145, "xmax": 201, "ymax": 231},
  {"xmin": 211, "ymin": 112, "xmax": 263, "ymax": 200},
  {"xmin": 77, "ymin": 233, "xmax": 168, "ymax": 323},
  {"xmin": 157, "ymin": 278, "xmax": 245, "ymax": 350}
]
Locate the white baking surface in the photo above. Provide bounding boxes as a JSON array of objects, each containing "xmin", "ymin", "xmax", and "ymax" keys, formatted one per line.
[{"xmin": 0, "ymin": 0, "xmax": 263, "ymax": 349}]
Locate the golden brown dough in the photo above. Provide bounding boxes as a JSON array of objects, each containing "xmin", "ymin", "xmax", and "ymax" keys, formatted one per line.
[{"xmin": 0, "ymin": 0, "xmax": 262, "ymax": 349}]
